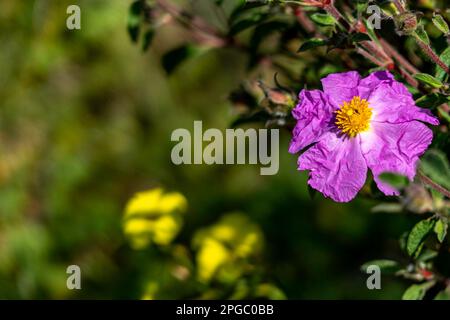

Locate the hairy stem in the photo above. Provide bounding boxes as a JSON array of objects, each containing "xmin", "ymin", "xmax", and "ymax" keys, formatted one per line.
[
  {"xmin": 415, "ymin": 38, "xmax": 450, "ymax": 75},
  {"xmin": 418, "ymin": 171, "xmax": 450, "ymax": 199}
]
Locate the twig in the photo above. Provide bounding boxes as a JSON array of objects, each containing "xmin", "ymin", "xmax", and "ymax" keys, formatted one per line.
[
  {"xmin": 379, "ymin": 38, "xmax": 419, "ymax": 75},
  {"xmin": 415, "ymin": 38, "xmax": 450, "ymax": 75},
  {"xmin": 418, "ymin": 171, "xmax": 450, "ymax": 198}
]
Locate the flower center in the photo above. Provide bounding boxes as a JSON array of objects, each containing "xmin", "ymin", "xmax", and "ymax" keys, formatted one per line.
[{"xmin": 335, "ymin": 96, "xmax": 372, "ymax": 137}]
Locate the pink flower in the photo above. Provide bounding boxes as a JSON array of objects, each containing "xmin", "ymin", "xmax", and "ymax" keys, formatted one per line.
[{"xmin": 289, "ymin": 71, "xmax": 439, "ymax": 202}]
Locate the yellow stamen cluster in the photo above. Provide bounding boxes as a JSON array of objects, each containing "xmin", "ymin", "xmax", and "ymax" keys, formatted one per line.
[{"xmin": 335, "ymin": 96, "xmax": 372, "ymax": 137}]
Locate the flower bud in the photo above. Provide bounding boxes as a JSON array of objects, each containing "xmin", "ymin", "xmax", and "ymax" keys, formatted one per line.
[{"xmin": 394, "ymin": 12, "xmax": 418, "ymax": 36}]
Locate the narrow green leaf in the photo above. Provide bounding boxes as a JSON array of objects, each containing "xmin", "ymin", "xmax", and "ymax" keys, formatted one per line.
[
  {"xmin": 297, "ymin": 38, "xmax": 327, "ymax": 52},
  {"xmin": 414, "ymin": 73, "xmax": 444, "ymax": 88},
  {"xmin": 417, "ymin": 249, "xmax": 438, "ymax": 262},
  {"xmin": 415, "ymin": 93, "xmax": 450, "ymax": 109},
  {"xmin": 434, "ymin": 219, "xmax": 448, "ymax": 243},
  {"xmin": 432, "ymin": 13, "xmax": 450, "ymax": 35},
  {"xmin": 360, "ymin": 260, "xmax": 401, "ymax": 274},
  {"xmin": 310, "ymin": 13, "xmax": 336, "ymax": 26},
  {"xmin": 402, "ymin": 281, "xmax": 435, "ymax": 300},
  {"xmin": 407, "ymin": 219, "xmax": 436, "ymax": 257},
  {"xmin": 413, "ymin": 25, "xmax": 430, "ymax": 45}
]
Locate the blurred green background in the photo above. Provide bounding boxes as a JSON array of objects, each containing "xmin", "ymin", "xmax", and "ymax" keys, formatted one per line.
[{"xmin": 0, "ymin": 0, "xmax": 415, "ymax": 299}]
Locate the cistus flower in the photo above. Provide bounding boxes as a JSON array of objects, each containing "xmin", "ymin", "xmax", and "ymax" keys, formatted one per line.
[{"xmin": 289, "ymin": 71, "xmax": 439, "ymax": 202}]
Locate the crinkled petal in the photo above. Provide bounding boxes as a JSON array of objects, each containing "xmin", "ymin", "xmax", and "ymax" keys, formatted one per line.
[
  {"xmin": 367, "ymin": 81, "xmax": 439, "ymax": 125},
  {"xmin": 357, "ymin": 71, "xmax": 395, "ymax": 98},
  {"xmin": 298, "ymin": 132, "xmax": 367, "ymax": 202},
  {"xmin": 360, "ymin": 121, "xmax": 434, "ymax": 196},
  {"xmin": 321, "ymin": 71, "xmax": 361, "ymax": 108},
  {"xmin": 289, "ymin": 89, "xmax": 335, "ymax": 154}
]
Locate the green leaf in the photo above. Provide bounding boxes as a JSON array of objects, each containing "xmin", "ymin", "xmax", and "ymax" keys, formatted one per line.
[
  {"xmin": 310, "ymin": 13, "xmax": 336, "ymax": 26},
  {"xmin": 434, "ymin": 219, "xmax": 448, "ymax": 243},
  {"xmin": 297, "ymin": 38, "xmax": 327, "ymax": 52},
  {"xmin": 432, "ymin": 13, "xmax": 450, "ymax": 35},
  {"xmin": 127, "ymin": 0, "xmax": 143, "ymax": 43},
  {"xmin": 350, "ymin": 32, "xmax": 371, "ymax": 43},
  {"xmin": 402, "ymin": 281, "xmax": 435, "ymax": 300},
  {"xmin": 413, "ymin": 25, "xmax": 430, "ymax": 45},
  {"xmin": 161, "ymin": 45, "xmax": 198, "ymax": 74},
  {"xmin": 407, "ymin": 219, "xmax": 436, "ymax": 257},
  {"xmin": 420, "ymin": 149, "xmax": 450, "ymax": 190},
  {"xmin": 379, "ymin": 172, "xmax": 409, "ymax": 190},
  {"xmin": 435, "ymin": 47, "xmax": 450, "ymax": 82},
  {"xmin": 417, "ymin": 249, "xmax": 438, "ymax": 262},
  {"xmin": 434, "ymin": 290, "xmax": 450, "ymax": 300},
  {"xmin": 415, "ymin": 93, "xmax": 450, "ymax": 109},
  {"xmin": 414, "ymin": 73, "xmax": 444, "ymax": 88},
  {"xmin": 360, "ymin": 260, "xmax": 401, "ymax": 274}
]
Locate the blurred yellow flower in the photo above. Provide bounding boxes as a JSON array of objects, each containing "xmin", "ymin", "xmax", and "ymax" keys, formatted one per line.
[
  {"xmin": 125, "ymin": 188, "xmax": 187, "ymax": 217},
  {"xmin": 123, "ymin": 188, "xmax": 187, "ymax": 249},
  {"xmin": 193, "ymin": 213, "xmax": 264, "ymax": 282},
  {"xmin": 196, "ymin": 237, "xmax": 230, "ymax": 282}
]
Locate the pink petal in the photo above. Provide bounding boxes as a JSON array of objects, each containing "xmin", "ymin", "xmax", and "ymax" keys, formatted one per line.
[
  {"xmin": 298, "ymin": 132, "xmax": 368, "ymax": 202},
  {"xmin": 358, "ymin": 71, "xmax": 395, "ymax": 98},
  {"xmin": 368, "ymin": 82, "xmax": 439, "ymax": 125},
  {"xmin": 321, "ymin": 71, "xmax": 361, "ymax": 108},
  {"xmin": 289, "ymin": 89, "xmax": 335, "ymax": 154},
  {"xmin": 360, "ymin": 121, "xmax": 434, "ymax": 196}
]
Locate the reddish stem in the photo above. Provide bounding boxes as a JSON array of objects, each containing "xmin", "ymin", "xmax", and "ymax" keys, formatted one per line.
[
  {"xmin": 418, "ymin": 171, "xmax": 450, "ymax": 198},
  {"xmin": 415, "ymin": 38, "xmax": 450, "ymax": 75}
]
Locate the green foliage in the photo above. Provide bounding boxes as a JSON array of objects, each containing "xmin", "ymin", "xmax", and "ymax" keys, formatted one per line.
[
  {"xmin": 414, "ymin": 73, "xmax": 444, "ymax": 88},
  {"xmin": 406, "ymin": 219, "xmax": 435, "ymax": 257},
  {"xmin": 432, "ymin": 13, "xmax": 449, "ymax": 35},
  {"xmin": 402, "ymin": 281, "xmax": 435, "ymax": 300},
  {"xmin": 434, "ymin": 218, "xmax": 447, "ymax": 243}
]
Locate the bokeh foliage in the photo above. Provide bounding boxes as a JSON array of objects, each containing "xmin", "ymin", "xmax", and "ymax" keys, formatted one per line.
[{"xmin": 0, "ymin": 0, "xmax": 448, "ymax": 299}]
